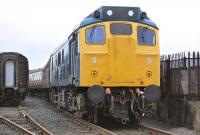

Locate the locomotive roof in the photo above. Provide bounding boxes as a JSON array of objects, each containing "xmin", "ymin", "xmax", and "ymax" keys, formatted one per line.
[
  {"xmin": 79, "ymin": 6, "xmax": 158, "ymax": 29},
  {"xmin": 51, "ymin": 6, "xmax": 158, "ymax": 57}
]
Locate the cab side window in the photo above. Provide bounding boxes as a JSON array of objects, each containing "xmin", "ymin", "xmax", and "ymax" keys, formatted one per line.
[
  {"xmin": 137, "ymin": 27, "xmax": 156, "ymax": 45},
  {"xmin": 86, "ymin": 26, "xmax": 105, "ymax": 45}
]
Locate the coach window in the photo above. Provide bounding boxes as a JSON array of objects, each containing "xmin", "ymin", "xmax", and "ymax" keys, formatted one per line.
[
  {"xmin": 62, "ymin": 49, "xmax": 64, "ymax": 64},
  {"xmin": 55, "ymin": 55, "xmax": 58, "ymax": 66},
  {"xmin": 86, "ymin": 26, "xmax": 105, "ymax": 45},
  {"xmin": 51, "ymin": 57, "xmax": 53, "ymax": 71},
  {"xmin": 137, "ymin": 26, "xmax": 156, "ymax": 45},
  {"xmin": 58, "ymin": 52, "xmax": 61, "ymax": 66}
]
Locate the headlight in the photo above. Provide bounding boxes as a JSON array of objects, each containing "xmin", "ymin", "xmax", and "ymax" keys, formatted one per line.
[
  {"xmin": 128, "ymin": 10, "xmax": 134, "ymax": 16},
  {"xmin": 107, "ymin": 10, "xmax": 113, "ymax": 16}
]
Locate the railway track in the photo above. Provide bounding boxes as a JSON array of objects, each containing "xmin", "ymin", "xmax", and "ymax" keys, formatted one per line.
[
  {"xmin": 0, "ymin": 107, "xmax": 177, "ymax": 135},
  {"xmin": 64, "ymin": 110, "xmax": 176, "ymax": 135},
  {"xmin": 105, "ymin": 123, "xmax": 176, "ymax": 135},
  {"xmin": 140, "ymin": 124, "xmax": 176, "ymax": 135},
  {"xmin": 0, "ymin": 105, "xmax": 53, "ymax": 135},
  {"xmin": 64, "ymin": 111, "xmax": 117, "ymax": 135}
]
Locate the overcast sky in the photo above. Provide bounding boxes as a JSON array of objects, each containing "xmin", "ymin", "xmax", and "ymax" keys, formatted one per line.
[{"xmin": 0, "ymin": 0, "xmax": 200, "ymax": 69}]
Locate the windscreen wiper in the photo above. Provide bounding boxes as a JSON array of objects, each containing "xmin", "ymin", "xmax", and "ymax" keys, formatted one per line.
[
  {"xmin": 89, "ymin": 26, "xmax": 96, "ymax": 40},
  {"xmin": 141, "ymin": 27, "xmax": 148, "ymax": 42}
]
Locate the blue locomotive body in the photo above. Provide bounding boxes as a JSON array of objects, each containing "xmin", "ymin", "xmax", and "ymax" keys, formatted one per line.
[{"xmin": 50, "ymin": 38, "xmax": 80, "ymax": 87}]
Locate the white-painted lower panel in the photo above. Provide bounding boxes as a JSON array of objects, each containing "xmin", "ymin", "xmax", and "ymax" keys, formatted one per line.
[{"xmin": 5, "ymin": 60, "xmax": 15, "ymax": 87}]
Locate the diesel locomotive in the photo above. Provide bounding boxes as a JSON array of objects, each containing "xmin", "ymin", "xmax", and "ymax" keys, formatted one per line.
[
  {"xmin": 0, "ymin": 52, "xmax": 29, "ymax": 105},
  {"xmin": 29, "ymin": 6, "xmax": 161, "ymax": 124}
]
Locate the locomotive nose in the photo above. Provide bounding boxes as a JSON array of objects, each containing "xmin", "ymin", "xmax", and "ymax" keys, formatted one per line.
[{"xmin": 108, "ymin": 35, "xmax": 135, "ymax": 83}]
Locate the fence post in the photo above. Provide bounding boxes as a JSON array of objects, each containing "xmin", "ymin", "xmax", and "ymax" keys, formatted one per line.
[
  {"xmin": 184, "ymin": 52, "xmax": 186, "ymax": 69},
  {"xmin": 166, "ymin": 55, "xmax": 171, "ymax": 97},
  {"xmin": 188, "ymin": 52, "xmax": 191, "ymax": 99},
  {"xmin": 178, "ymin": 53, "xmax": 181, "ymax": 98},
  {"xmin": 197, "ymin": 52, "xmax": 200, "ymax": 100},
  {"xmin": 193, "ymin": 51, "xmax": 195, "ymax": 67}
]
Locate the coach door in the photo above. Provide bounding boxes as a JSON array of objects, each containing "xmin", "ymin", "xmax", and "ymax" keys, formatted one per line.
[
  {"xmin": 69, "ymin": 33, "xmax": 79, "ymax": 84},
  {"xmin": 4, "ymin": 60, "xmax": 16, "ymax": 87}
]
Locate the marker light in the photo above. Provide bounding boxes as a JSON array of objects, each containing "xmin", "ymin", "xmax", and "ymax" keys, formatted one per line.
[
  {"xmin": 107, "ymin": 10, "xmax": 113, "ymax": 16},
  {"xmin": 106, "ymin": 88, "xmax": 111, "ymax": 95},
  {"xmin": 135, "ymin": 88, "xmax": 141, "ymax": 95},
  {"xmin": 128, "ymin": 10, "xmax": 134, "ymax": 16}
]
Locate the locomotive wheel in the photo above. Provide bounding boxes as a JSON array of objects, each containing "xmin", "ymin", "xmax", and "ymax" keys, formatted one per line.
[
  {"xmin": 0, "ymin": 93, "xmax": 3, "ymax": 105},
  {"xmin": 0, "ymin": 101, "xmax": 4, "ymax": 107},
  {"xmin": 0, "ymin": 97, "xmax": 5, "ymax": 107}
]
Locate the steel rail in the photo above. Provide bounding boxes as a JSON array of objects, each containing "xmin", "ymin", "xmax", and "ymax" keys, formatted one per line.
[
  {"xmin": 18, "ymin": 105, "xmax": 54, "ymax": 135},
  {"xmin": 141, "ymin": 124, "xmax": 177, "ymax": 135},
  {"xmin": 0, "ymin": 115, "xmax": 35, "ymax": 135},
  {"xmin": 64, "ymin": 111, "xmax": 117, "ymax": 135}
]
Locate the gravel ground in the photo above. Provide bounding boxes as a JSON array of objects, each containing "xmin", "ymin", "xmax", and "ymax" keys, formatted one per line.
[
  {"xmin": 24, "ymin": 97, "xmax": 156, "ymax": 135},
  {"xmin": 99, "ymin": 120, "xmax": 157, "ymax": 135},
  {"xmin": 0, "ymin": 124, "xmax": 21, "ymax": 135},
  {"xmin": 99, "ymin": 119, "xmax": 200, "ymax": 135},
  {"xmin": 143, "ymin": 119, "xmax": 200, "ymax": 135},
  {"xmin": 110, "ymin": 127, "xmax": 154, "ymax": 135},
  {"xmin": 25, "ymin": 96, "xmax": 200, "ymax": 135},
  {"xmin": 23, "ymin": 96, "xmax": 97, "ymax": 135},
  {"xmin": 1, "ymin": 97, "xmax": 200, "ymax": 135}
]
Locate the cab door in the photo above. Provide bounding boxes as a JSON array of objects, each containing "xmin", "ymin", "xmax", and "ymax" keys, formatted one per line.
[{"xmin": 69, "ymin": 33, "xmax": 79, "ymax": 85}]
